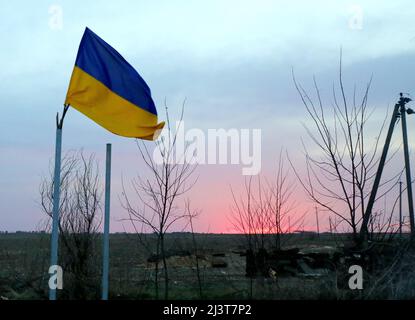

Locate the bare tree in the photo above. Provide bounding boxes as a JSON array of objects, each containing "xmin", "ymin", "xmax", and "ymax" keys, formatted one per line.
[
  {"xmin": 291, "ymin": 54, "xmax": 401, "ymax": 244},
  {"xmin": 40, "ymin": 150, "xmax": 102, "ymax": 299},
  {"xmin": 229, "ymin": 177, "xmax": 259, "ymax": 254},
  {"xmin": 266, "ymin": 151, "xmax": 302, "ymax": 250},
  {"xmin": 229, "ymin": 155, "xmax": 301, "ymax": 300},
  {"xmin": 121, "ymin": 104, "xmax": 197, "ymax": 299},
  {"xmin": 184, "ymin": 200, "xmax": 204, "ymax": 299},
  {"xmin": 229, "ymin": 155, "xmax": 301, "ymax": 253}
]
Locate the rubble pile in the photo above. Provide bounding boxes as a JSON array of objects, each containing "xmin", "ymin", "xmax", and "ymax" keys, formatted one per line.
[{"xmin": 245, "ymin": 246, "xmax": 347, "ymax": 278}]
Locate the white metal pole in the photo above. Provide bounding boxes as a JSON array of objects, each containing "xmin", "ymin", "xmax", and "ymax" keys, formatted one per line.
[
  {"xmin": 49, "ymin": 127, "xmax": 63, "ymax": 300},
  {"xmin": 102, "ymin": 143, "xmax": 112, "ymax": 300}
]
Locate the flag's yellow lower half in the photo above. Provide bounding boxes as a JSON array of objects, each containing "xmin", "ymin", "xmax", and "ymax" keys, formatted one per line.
[{"xmin": 65, "ymin": 66, "xmax": 164, "ymax": 140}]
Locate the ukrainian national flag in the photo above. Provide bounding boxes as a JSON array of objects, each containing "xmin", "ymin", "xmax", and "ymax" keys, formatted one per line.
[{"xmin": 65, "ymin": 27, "xmax": 164, "ymax": 140}]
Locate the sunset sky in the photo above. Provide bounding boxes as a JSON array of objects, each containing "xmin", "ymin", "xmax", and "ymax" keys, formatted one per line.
[{"xmin": 1, "ymin": 0, "xmax": 415, "ymax": 233}]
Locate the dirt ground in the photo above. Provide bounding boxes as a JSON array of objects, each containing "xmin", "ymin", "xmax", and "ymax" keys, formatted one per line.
[{"xmin": 0, "ymin": 232, "xmax": 409, "ymax": 300}]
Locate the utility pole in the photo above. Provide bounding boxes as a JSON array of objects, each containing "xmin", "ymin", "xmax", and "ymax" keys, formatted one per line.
[
  {"xmin": 315, "ymin": 206, "xmax": 320, "ymax": 237},
  {"xmin": 360, "ymin": 93, "xmax": 415, "ymax": 239},
  {"xmin": 399, "ymin": 180, "xmax": 403, "ymax": 237},
  {"xmin": 360, "ymin": 100, "xmax": 401, "ymax": 238},
  {"xmin": 400, "ymin": 101, "xmax": 415, "ymax": 233},
  {"xmin": 329, "ymin": 217, "xmax": 333, "ymax": 234}
]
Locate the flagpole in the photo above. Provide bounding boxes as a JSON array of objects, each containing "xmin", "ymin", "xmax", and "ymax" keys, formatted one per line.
[
  {"xmin": 102, "ymin": 143, "xmax": 112, "ymax": 300},
  {"xmin": 49, "ymin": 105, "xmax": 69, "ymax": 300}
]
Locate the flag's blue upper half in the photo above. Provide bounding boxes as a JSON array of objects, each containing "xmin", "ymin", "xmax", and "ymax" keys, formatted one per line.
[{"xmin": 75, "ymin": 27, "xmax": 157, "ymax": 116}]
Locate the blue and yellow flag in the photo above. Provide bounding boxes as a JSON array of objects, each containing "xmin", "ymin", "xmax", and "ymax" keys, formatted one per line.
[{"xmin": 65, "ymin": 27, "xmax": 164, "ymax": 140}]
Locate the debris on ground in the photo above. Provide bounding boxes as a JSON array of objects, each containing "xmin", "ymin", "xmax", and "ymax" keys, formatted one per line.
[{"xmin": 211, "ymin": 256, "xmax": 228, "ymax": 268}]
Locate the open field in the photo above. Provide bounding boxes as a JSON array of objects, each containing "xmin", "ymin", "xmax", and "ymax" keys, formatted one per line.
[{"xmin": 3, "ymin": 231, "xmax": 413, "ymax": 300}]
